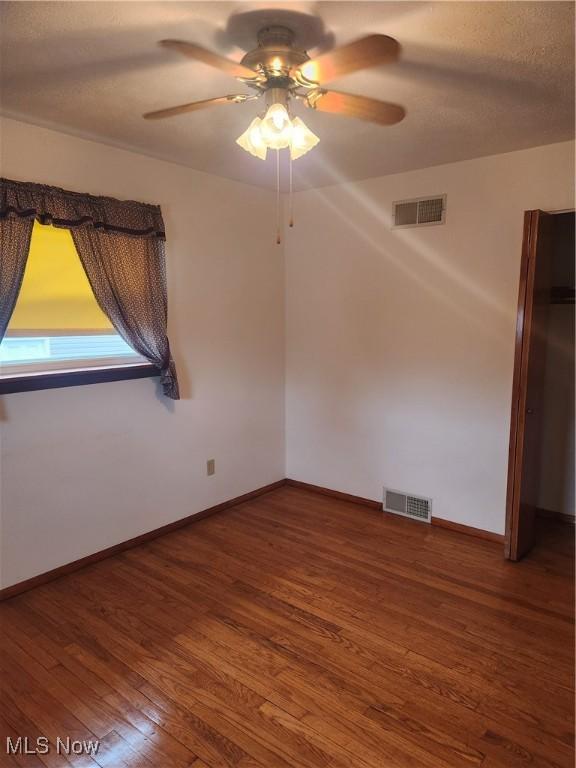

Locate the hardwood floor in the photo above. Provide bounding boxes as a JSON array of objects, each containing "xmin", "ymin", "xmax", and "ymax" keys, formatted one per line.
[{"xmin": 0, "ymin": 485, "xmax": 574, "ymax": 768}]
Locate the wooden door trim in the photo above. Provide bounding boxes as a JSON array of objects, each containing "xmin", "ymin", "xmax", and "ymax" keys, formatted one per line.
[{"xmin": 505, "ymin": 210, "xmax": 546, "ymax": 560}]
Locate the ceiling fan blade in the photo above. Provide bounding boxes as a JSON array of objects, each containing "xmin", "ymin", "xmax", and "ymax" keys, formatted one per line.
[
  {"xmin": 296, "ymin": 35, "xmax": 400, "ymax": 85},
  {"xmin": 159, "ymin": 40, "xmax": 260, "ymax": 81},
  {"xmin": 143, "ymin": 94, "xmax": 255, "ymax": 120},
  {"xmin": 307, "ymin": 90, "xmax": 405, "ymax": 125}
]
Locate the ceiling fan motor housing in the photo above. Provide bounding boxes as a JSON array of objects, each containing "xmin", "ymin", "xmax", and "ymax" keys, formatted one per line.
[{"xmin": 241, "ymin": 25, "xmax": 309, "ymax": 88}]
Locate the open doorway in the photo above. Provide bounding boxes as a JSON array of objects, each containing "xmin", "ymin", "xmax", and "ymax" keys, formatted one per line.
[{"xmin": 505, "ymin": 210, "xmax": 575, "ymax": 561}]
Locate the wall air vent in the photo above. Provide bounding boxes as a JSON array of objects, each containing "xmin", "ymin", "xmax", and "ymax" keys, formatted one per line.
[
  {"xmin": 393, "ymin": 195, "xmax": 446, "ymax": 228},
  {"xmin": 383, "ymin": 487, "xmax": 432, "ymax": 523}
]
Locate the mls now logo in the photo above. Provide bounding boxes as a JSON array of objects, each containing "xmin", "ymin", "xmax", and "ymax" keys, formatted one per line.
[{"xmin": 6, "ymin": 737, "xmax": 99, "ymax": 756}]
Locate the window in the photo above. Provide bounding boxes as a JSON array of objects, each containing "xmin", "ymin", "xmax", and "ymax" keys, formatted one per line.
[{"xmin": 0, "ymin": 222, "xmax": 151, "ymax": 385}]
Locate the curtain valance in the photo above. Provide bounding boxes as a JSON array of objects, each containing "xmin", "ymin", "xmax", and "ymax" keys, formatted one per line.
[{"xmin": 0, "ymin": 178, "xmax": 165, "ymax": 240}]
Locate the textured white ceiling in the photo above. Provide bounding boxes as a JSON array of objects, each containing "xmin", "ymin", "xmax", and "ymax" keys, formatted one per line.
[{"xmin": 1, "ymin": 1, "xmax": 574, "ymax": 190}]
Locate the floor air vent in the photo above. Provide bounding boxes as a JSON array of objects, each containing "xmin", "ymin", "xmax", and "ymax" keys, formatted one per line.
[
  {"xmin": 393, "ymin": 195, "xmax": 446, "ymax": 228},
  {"xmin": 384, "ymin": 487, "xmax": 432, "ymax": 523}
]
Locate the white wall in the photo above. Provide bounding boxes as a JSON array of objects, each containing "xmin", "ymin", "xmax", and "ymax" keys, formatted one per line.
[
  {"xmin": 0, "ymin": 118, "xmax": 285, "ymax": 588},
  {"xmin": 285, "ymin": 141, "xmax": 575, "ymax": 534}
]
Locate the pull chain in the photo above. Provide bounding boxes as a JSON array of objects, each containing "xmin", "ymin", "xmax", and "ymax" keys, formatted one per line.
[
  {"xmin": 276, "ymin": 149, "xmax": 281, "ymax": 245},
  {"xmin": 289, "ymin": 151, "xmax": 294, "ymax": 228}
]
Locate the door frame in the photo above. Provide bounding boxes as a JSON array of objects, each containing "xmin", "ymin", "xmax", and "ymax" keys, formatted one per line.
[
  {"xmin": 505, "ymin": 211, "xmax": 538, "ymax": 560},
  {"xmin": 505, "ymin": 209, "xmax": 574, "ymax": 559}
]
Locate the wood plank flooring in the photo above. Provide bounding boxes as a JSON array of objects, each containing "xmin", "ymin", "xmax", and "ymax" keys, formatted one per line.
[{"xmin": 0, "ymin": 485, "xmax": 574, "ymax": 767}]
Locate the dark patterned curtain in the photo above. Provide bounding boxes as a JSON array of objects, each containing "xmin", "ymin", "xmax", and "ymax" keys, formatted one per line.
[
  {"xmin": 71, "ymin": 228, "xmax": 178, "ymax": 399},
  {"xmin": 0, "ymin": 177, "xmax": 179, "ymax": 399},
  {"xmin": 0, "ymin": 216, "xmax": 34, "ymax": 341},
  {"xmin": 1, "ymin": 178, "xmax": 165, "ymax": 237}
]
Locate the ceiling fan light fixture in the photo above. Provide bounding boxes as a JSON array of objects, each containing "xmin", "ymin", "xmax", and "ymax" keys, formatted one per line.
[
  {"xmin": 236, "ymin": 107, "xmax": 319, "ymax": 160},
  {"xmin": 289, "ymin": 116, "xmax": 320, "ymax": 160},
  {"xmin": 236, "ymin": 116, "xmax": 267, "ymax": 160},
  {"xmin": 147, "ymin": 31, "xmax": 405, "ymax": 242}
]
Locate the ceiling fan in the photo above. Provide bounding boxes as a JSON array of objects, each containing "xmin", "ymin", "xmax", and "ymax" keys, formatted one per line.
[{"xmin": 143, "ymin": 26, "xmax": 406, "ymax": 162}]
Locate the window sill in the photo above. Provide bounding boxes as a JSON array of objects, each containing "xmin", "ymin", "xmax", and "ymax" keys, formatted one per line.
[{"xmin": 0, "ymin": 364, "xmax": 159, "ymax": 394}]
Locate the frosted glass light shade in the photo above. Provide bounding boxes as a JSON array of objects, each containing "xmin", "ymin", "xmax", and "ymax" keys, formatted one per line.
[
  {"xmin": 290, "ymin": 117, "xmax": 320, "ymax": 160},
  {"xmin": 260, "ymin": 104, "xmax": 293, "ymax": 149},
  {"xmin": 236, "ymin": 117, "xmax": 267, "ymax": 160},
  {"xmin": 236, "ymin": 109, "xmax": 320, "ymax": 161}
]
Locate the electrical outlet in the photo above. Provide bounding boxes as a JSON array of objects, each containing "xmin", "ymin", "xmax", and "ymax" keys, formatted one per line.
[{"xmin": 207, "ymin": 459, "xmax": 215, "ymax": 476}]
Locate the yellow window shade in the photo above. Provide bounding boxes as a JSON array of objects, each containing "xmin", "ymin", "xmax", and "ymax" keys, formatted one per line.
[{"xmin": 8, "ymin": 222, "xmax": 113, "ymax": 332}]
